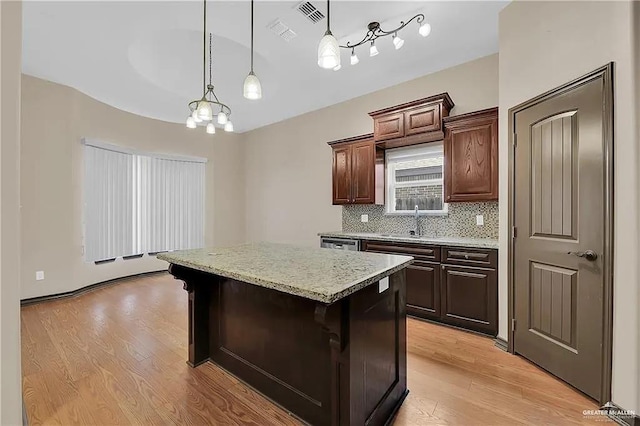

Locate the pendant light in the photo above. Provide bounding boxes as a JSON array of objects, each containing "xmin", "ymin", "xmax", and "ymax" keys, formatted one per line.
[
  {"xmin": 317, "ymin": 0, "xmax": 340, "ymax": 69},
  {"xmin": 243, "ymin": 0, "xmax": 262, "ymax": 100}
]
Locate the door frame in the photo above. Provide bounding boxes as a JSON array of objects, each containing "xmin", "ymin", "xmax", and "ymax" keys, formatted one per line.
[{"xmin": 507, "ymin": 63, "xmax": 614, "ymax": 403}]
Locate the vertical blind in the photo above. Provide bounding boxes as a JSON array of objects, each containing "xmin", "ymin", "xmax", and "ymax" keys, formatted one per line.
[{"xmin": 83, "ymin": 139, "xmax": 206, "ymax": 262}]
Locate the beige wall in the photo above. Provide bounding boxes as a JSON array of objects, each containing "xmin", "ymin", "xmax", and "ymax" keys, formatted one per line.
[
  {"xmin": 243, "ymin": 54, "xmax": 499, "ymax": 247},
  {"xmin": 20, "ymin": 75, "xmax": 245, "ymax": 300},
  {"xmin": 499, "ymin": 1, "xmax": 638, "ymax": 410},
  {"xmin": 1, "ymin": 0, "xmax": 23, "ymax": 423}
]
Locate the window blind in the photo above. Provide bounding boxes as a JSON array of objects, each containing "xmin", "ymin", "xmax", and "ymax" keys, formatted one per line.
[
  {"xmin": 83, "ymin": 139, "xmax": 206, "ymax": 262},
  {"xmin": 144, "ymin": 157, "xmax": 205, "ymax": 253}
]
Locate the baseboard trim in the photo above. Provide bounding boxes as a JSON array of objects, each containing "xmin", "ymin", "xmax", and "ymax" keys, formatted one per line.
[
  {"xmin": 407, "ymin": 314, "xmax": 496, "ymax": 339},
  {"xmin": 494, "ymin": 337, "xmax": 508, "ymax": 352},
  {"xmin": 20, "ymin": 270, "xmax": 167, "ymax": 306},
  {"xmin": 602, "ymin": 402, "xmax": 639, "ymax": 426}
]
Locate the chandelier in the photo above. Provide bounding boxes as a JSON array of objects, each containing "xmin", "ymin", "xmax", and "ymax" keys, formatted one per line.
[
  {"xmin": 186, "ymin": 0, "xmax": 233, "ymax": 134},
  {"xmin": 317, "ymin": 0, "xmax": 432, "ymax": 71}
]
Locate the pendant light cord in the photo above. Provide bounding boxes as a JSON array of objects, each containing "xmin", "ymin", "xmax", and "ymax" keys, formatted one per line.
[
  {"xmin": 326, "ymin": 0, "xmax": 330, "ymax": 34},
  {"xmin": 250, "ymin": 0, "xmax": 254, "ymax": 72},
  {"xmin": 203, "ymin": 0, "xmax": 207, "ymax": 94},
  {"xmin": 209, "ymin": 33, "xmax": 212, "ymax": 87}
]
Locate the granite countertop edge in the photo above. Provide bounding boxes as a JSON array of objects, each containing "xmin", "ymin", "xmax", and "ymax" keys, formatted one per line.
[
  {"xmin": 318, "ymin": 232, "xmax": 499, "ymax": 249},
  {"xmin": 157, "ymin": 253, "xmax": 414, "ymax": 304}
]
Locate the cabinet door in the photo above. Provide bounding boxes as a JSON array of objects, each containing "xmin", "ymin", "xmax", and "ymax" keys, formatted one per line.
[
  {"xmin": 444, "ymin": 111, "xmax": 498, "ymax": 202},
  {"xmin": 405, "ymin": 260, "xmax": 440, "ymax": 321},
  {"xmin": 351, "ymin": 141, "xmax": 375, "ymax": 204},
  {"xmin": 332, "ymin": 145, "xmax": 351, "ymax": 204},
  {"xmin": 441, "ymin": 265, "xmax": 497, "ymax": 335},
  {"xmin": 405, "ymin": 104, "xmax": 441, "ymax": 136},
  {"xmin": 374, "ymin": 112, "xmax": 405, "ymax": 141}
]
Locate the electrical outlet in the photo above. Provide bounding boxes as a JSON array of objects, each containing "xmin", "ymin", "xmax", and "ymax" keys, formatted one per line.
[
  {"xmin": 476, "ymin": 215, "xmax": 484, "ymax": 226},
  {"xmin": 361, "ymin": 214, "xmax": 369, "ymax": 223},
  {"xmin": 35, "ymin": 271, "xmax": 45, "ymax": 281},
  {"xmin": 378, "ymin": 277, "xmax": 389, "ymax": 293}
]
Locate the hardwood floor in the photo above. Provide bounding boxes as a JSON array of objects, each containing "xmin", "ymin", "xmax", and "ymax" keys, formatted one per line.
[{"xmin": 21, "ymin": 272, "xmax": 600, "ymax": 425}]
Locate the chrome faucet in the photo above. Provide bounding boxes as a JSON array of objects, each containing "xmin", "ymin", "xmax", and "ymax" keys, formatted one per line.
[{"xmin": 414, "ymin": 205, "xmax": 421, "ymax": 237}]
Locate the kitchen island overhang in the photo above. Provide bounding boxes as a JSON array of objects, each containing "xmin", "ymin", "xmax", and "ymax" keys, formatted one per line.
[{"xmin": 159, "ymin": 243, "xmax": 413, "ymax": 426}]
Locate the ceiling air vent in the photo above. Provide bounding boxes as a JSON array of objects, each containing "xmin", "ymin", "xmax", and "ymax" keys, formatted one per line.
[
  {"xmin": 296, "ymin": 1, "xmax": 325, "ymax": 24},
  {"xmin": 267, "ymin": 19, "xmax": 298, "ymax": 42}
]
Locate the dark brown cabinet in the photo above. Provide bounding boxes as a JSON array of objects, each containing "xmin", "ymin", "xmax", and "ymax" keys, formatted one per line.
[
  {"xmin": 362, "ymin": 240, "xmax": 497, "ymax": 336},
  {"xmin": 405, "ymin": 261, "xmax": 440, "ymax": 321},
  {"xmin": 328, "ymin": 134, "xmax": 383, "ymax": 205},
  {"xmin": 332, "ymin": 145, "xmax": 351, "ymax": 204},
  {"xmin": 443, "ymin": 107, "xmax": 499, "ymax": 202},
  {"xmin": 369, "ymin": 93, "xmax": 454, "ymax": 149},
  {"xmin": 373, "ymin": 111, "xmax": 404, "ymax": 141},
  {"xmin": 441, "ymin": 265, "xmax": 497, "ymax": 335}
]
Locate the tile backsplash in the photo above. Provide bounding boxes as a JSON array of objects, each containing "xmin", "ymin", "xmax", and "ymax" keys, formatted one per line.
[{"xmin": 342, "ymin": 202, "xmax": 499, "ymax": 239}]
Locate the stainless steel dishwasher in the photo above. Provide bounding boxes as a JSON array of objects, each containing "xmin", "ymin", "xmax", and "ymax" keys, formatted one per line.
[{"xmin": 320, "ymin": 237, "xmax": 360, "ymax": 251}]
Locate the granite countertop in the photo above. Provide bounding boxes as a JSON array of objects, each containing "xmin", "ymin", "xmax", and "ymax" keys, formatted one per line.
[
  {"xmin": 318, "ymin": 232, "xmax": 499, "ymax": 249},
  {"xmin": 157, "ymin": 242, "xmax": 413, "ymax": 304}
]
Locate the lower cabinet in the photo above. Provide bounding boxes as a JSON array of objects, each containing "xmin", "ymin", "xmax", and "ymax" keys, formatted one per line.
[
  {"xmin": 405, "ymin": 261, "xmax": 440, "ymax": 321},
  {"xmin": 363, "ymin": 240, "xmax": 498, "ymax": 336},
  {"xmin": 441, "ymin": 265, "xmax": 497, "ymax": 335}
]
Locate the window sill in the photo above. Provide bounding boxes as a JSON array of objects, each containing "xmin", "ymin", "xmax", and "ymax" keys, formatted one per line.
[{"xmin": 384, "ymin": 211, "xmax": 449, "ymax": 217}]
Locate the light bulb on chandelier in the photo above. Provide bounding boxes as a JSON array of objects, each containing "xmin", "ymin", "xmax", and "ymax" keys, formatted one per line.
[
  {"xmin": 196, "ymin": 100, "xmax": 213, "ymax": 121},
  {"xmin": 392, "ymin": 33, "xmax": 404, "ymax": 50},
  {"xmin": 350, "ymin": 49, "xmax": 359, "ymax": 65},
  {"xmin": 369, "ymin": 41, "xmax": 379, "ymax": 57},
  {"xmin": 419, "ymin": 22, "xmax": 431, "ymax": 37}
]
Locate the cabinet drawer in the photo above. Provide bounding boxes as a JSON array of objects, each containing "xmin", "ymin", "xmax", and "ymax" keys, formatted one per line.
[
  {"xmin": 442, "ymin": 247, "xmax": 497, "ymax": 269},
  {"xmin": 363, "ymin": 241, "xmax": 440, "ymax": 262}
]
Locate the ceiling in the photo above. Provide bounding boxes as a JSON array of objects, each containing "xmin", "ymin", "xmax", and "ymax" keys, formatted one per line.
[{"xmin": 23, "ymin": 1, "xmax": 508, "ymax": 133}]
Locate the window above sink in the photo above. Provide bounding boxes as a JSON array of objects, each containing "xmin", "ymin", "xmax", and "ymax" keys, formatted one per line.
[{"xmin": 385, "ymin": 143, "xmax": 447, "ymax": 215}]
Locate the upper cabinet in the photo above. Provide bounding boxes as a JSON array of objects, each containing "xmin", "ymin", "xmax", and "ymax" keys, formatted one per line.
[
  {"xmin": 328, "ymin": 134, "xmax": 384, "ymax": 205},
  {"xmin": 369, "ymin": 93, "xmax": 455, "ymax": 149},
  {"xmin": 443, "ymin": 107, "xmax": 499, "ymax": 202}
]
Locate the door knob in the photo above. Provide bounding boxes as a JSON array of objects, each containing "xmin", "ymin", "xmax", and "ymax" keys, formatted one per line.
[{"xmin": 567, "ymin": 250, "xmax": 598, "ymax": 261}]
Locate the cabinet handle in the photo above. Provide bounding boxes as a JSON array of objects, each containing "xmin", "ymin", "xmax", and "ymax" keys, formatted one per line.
[{"xmin": 441, "ymin": 264, "xmax": 446, "ymax": 270}]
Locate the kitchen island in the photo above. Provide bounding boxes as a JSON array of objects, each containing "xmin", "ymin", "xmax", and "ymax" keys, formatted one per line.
[{"xmin": 158, "ymin": 242, "xmax": 413, "ymax": 426}]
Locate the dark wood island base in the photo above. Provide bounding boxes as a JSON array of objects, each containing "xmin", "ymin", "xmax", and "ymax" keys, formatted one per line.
[{"xmin": 169, "ymin": 264, "xmax": 408, "ymax": 426}]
